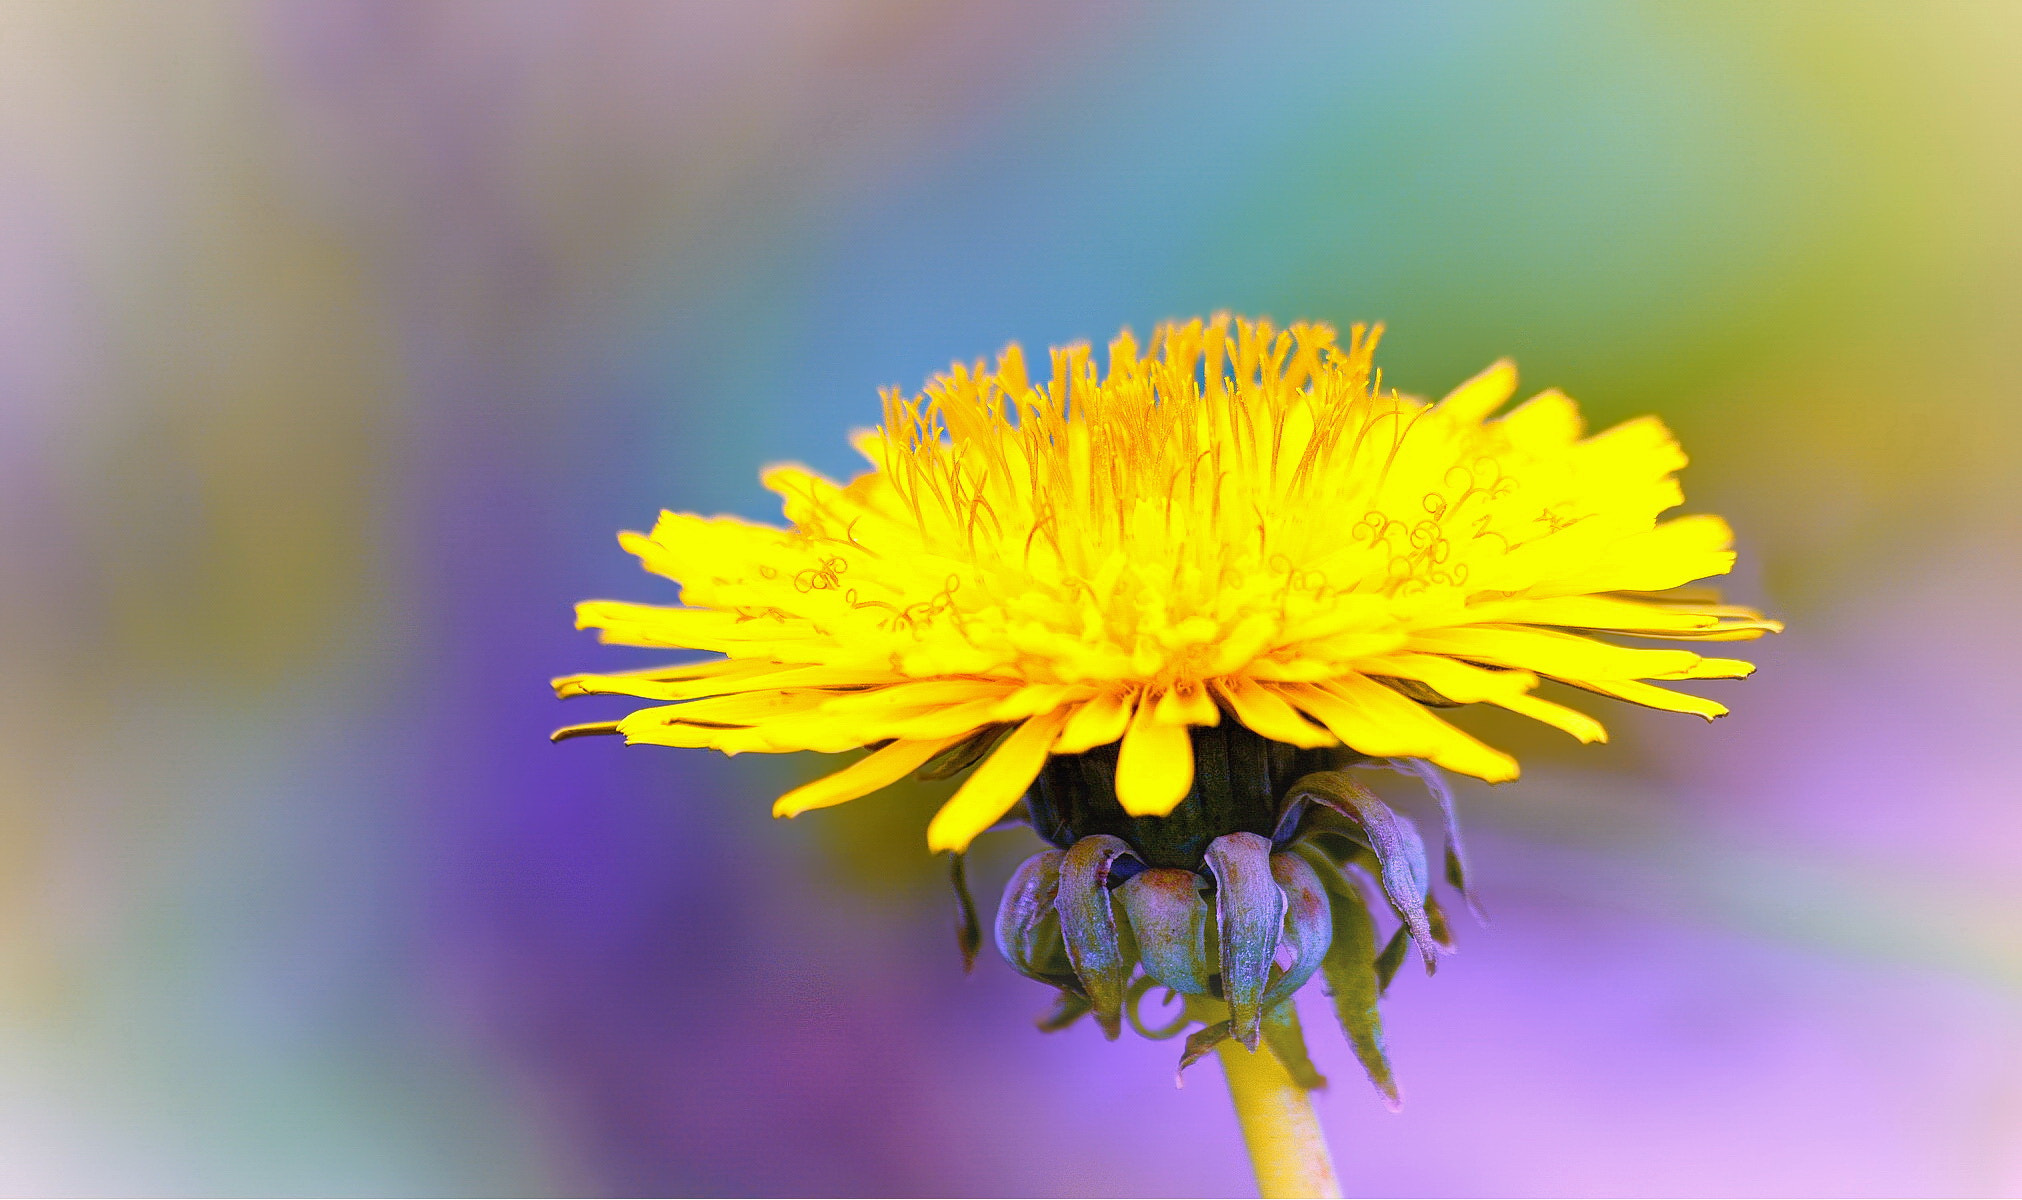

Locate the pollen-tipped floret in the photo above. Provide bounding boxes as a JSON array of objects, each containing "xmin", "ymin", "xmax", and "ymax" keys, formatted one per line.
[{"xmin": 555, "ymin": 315, "xmax": 1778, "ymax": 851}]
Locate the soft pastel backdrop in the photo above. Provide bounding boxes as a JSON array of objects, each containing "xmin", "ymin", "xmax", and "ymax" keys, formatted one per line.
[{"xmin": 4, "ymin": 2, "xmax": 2020, "ymax": 1195}]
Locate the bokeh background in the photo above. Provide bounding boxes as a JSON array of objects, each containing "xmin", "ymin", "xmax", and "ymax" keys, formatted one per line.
[{"xmin": 4, "ymin": 1, "xmax": 2021, "ymax": 1195}]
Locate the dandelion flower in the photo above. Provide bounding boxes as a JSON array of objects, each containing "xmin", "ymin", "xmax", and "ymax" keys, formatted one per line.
[{"xmin": 554, "ymin": 315, "xmax": 1777, "ymax": 1150}]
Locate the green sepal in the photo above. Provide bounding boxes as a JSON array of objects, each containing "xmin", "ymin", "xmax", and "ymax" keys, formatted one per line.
[
  {"xmin": 1315, "ymin": 842, "xmax": 1415, "ymax": 992},
  {"xmin": 1123, "ymin": 976, "xmax": 1191, "ymax": 1040},
  {"xmin": 1117, "ymin": 868, "xmax": 1215, "ymax": 997},
  {"xmin": 949, "ymin": 852, "xmax": 981, "ymax": 974},
  {"xmin": 995, "ymin": 849, "xmax": 1080, "ymax": 993},
  {"xmin": 1387, "ymin": 757, "xmax": 1484, "ymax": 920},
  {"xmin": 1391, "ymin": 756, "xmax": 1488, "ymax": 918},
  {"xmin": 1202, "ymin": 832, "xmax": 1285, "ymax": 1050},
  {"xmin": 1426, "ymin": 889, "xmax": 1457, "ymax": 952},
  {"xmin": 1374, "ymin": 924, "xmax": 1410, "ymax": 994},
  {"xmin": 1287, "ymin": 771, "xmax": 1442, "ymax": 972},
  {"xmin": 1261, "ymin": 850, "xmax": 1334, "ymax": 1009},
  {"xmin": 1056, "ymin": 834, "xmax": 1140, "ymax": 1040},
  {"xmin": 1297, "ymin": 844, "xmax": 1402, "ymax": 1110},
  {"xmin": 1260, "ymin": 999, "xmax": 1328, "ymax": 1092},
  {"xmin": 1036, "ymin": 989, "xmax": 1092, "ymax": 1032},
  {"xmin": 1175, "ymin": 1019, "xmax": 1233, "ymax": 1086}
]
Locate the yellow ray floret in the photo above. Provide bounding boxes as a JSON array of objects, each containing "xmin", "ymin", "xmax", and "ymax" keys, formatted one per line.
[{"xmin": 557, "ymin": 315, "xmax": 1778, "ymax": 852}]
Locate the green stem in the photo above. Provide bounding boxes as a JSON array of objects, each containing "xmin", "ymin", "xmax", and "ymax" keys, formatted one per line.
[{"xmin": 1217, "ymin": 1038, "xmax": 1341, "ymax": 1198}]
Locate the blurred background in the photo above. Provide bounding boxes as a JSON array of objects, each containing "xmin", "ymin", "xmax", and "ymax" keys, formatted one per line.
[{"xmin": 3, "ymin": 1, "xmax": 2020, "ymax": 1195}]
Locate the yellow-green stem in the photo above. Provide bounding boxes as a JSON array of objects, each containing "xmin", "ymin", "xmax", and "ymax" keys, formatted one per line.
[{"xmin": 1217, "ymin": 1039, "xmax": 1341, "ymax": 1199}]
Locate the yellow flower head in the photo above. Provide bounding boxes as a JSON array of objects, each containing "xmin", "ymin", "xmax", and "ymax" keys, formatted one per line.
[{"xmin": 555, "ymin": 315, "xmax": 1777, "ymax": 854}]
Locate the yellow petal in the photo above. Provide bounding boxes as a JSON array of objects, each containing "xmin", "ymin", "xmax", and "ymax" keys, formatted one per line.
[
  {"xmin": 1211, "ymin": 677, "xmax": 1336, "ymax": 748},
  {"xmin": 1435, "ymin": 358, "xmax": 1517, "ymax": 425},
  {"xmin": 1359, "ymin": 653, "xmax": 1537, "ymax": 705},
  {"xmin": 990, "ymin": 682, "xmax": 1097, "ymax": 721},
  {"xmin": 1500, "ymin": 387, "xmax": 1583, "ymax": 445},
  {"xmin": 1283, "ymin": 678, "xmax": 1519, "ymax": 783},
  {"xmin": 614, "ymin": 690, "xmax": 827, "ymax": 732},
  {"xmin": 709, "ymin": 716, "xmax": 878, "ymax": 755},
  {"xmin": 1568, "ymin": 678, "xmax": 1728, "ymax": 720},
  {"xmin": 1529, "ymin": 514, "xmax": 1737, "ymax": 597},
  {"xmin": 612, "ymin": 722, "xmax": 725, "ymax": 750},
  {"xmin": 1055, "ymin": 689, "xmax": 1135, "ymax": 754},
  {"xmin": 555, "ymin": 661, "xmax": 891, "ymax": 701},
  {"xmin": 1463, "ymin": 595, "xmax": 1780, "ymax": 639},
  {"xmin": 820, "ymin": 678, "xmax": 1015, "ymax": 715},
  {"xmin": 553, "ymin": 655, "xmax": 746, "ymax": 691},
  {"xmin": 773, "ymin": 735, "xmax": 967, "ymax": 817},
  {"xmin": 926, "ymin": 708, "xmax": 1071, "ymax": 853},
  {"xmin": 574, "ymin": 600, "xmax": 807, "ymax": 650},
  {"xmin": 875, "ymin": 697, "xmax": 1006, "ymax": 740},
  {"xmin": 1115, "ymin": 695, "xmax": 1196, "ymax": 817},
  {"xmin": 1496, "ymin": 693, "xmax": 1608, "ymax": 743},
  {"xmin": 1153, "ymin": 682, "xmax": 1220, "ymax": 726},
  {"xmin": 1277, "ymin": 682, "xmax": 1413, "ymax": 756},
  {"xmin": 555, "ymin": 674, "xmax": 698, "ymax": 702},
  {"xmin": 550, "ymin": 721, "xmax": 621, "ymax": 742},
  {"xmin": 1406, "ymin": 625, "xmax": 1708, "ymax": 682},
  {"xmin": 1675, "ymin": 657, "xmax": 1755, "ymax": 680}
]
